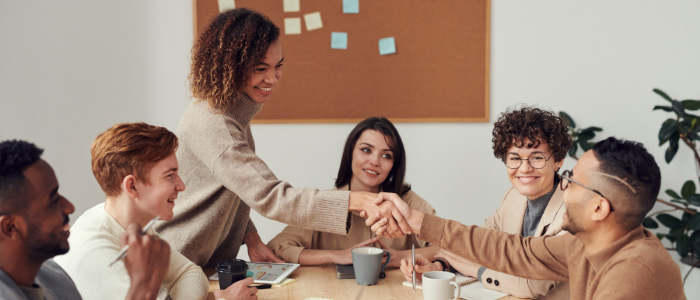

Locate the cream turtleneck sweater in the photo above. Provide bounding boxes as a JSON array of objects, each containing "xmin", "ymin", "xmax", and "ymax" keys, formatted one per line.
[{"xmin": 157, "ymin": 96, "xmax": 352, "ymax": 267}]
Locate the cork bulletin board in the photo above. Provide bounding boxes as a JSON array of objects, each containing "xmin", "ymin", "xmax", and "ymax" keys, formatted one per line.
[{"xmin": 194, "ymin": 0, "xmax": 490, "ymax": 123}]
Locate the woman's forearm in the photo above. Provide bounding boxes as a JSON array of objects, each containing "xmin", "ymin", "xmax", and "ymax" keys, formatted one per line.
[{"xmin": 297, "ymin": 249, "xmax": 345, "ymax": 265}]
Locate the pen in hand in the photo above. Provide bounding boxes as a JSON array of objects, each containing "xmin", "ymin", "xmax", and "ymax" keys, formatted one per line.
[{"xmin": 108, "ymin": 215, "xmax": 160, "ymax": 267}]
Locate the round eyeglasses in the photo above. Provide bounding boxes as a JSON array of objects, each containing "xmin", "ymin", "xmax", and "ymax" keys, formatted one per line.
[{"xmin": 503, "ymin": 152, "xmax": 553, "ymax": 169}]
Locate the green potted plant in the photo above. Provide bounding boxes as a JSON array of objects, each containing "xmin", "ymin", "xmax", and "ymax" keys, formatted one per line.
[
  {"xmin": 642, "ymin": 88, "xmax": 700, "ymax": 284},
  {"xmin": 558, "ymin": 111, "xmax": 603, "ymax": 160}
]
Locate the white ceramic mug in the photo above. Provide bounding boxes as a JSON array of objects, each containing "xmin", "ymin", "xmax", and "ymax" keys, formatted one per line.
[{"xmin": 422, "ymin": 271, "xmax": 461, "ymax": 300}]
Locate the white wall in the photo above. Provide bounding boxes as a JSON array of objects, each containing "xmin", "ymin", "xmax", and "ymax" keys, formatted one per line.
[{"xmin": 1, "ymin": 0, "xmax": 699, "ymax": 297}]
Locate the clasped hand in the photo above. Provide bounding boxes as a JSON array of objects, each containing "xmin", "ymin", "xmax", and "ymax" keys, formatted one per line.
[{"xmin": 353, "ymin": 192, "xmax": 416, "ymax": 238}]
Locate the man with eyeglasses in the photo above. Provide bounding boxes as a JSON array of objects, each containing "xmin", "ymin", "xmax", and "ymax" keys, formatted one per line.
[
  {"xmin": 384, "ymin": 136, "xmax": 685, "ymax": 300},
  {"xmin": 396, "ymin": 106, "xmax": 573, "ymax": 299}
]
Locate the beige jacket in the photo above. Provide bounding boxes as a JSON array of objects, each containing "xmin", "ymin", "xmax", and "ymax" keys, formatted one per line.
[
  {"xmin": 478, "ymin": 187, "xmax": 570, "ymax": 300},
  {"xmin": 419, "ymin": 215, "xmax": 686, "ymax": 300},
  {"xmin": 268, "ymin": 186, "xmax": 436, "ymax": 263}
]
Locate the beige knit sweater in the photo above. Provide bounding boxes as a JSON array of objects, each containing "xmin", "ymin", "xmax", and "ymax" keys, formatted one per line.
[
  {"xmin": 268, "ymin": 185, "xmax": 436, "ymax": 263},
  {"xmin": 157, "ymin": 96, "xmax": 351, "ymax": 267},
  {"xmin": 54, "ymin": 203, "xmax": 209, "ymax": 300}
]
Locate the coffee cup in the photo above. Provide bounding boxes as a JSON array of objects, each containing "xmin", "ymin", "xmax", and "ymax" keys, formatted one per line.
[
  {"xmin": 216, "ymin": 259, "xmax": 248, "ymax": 289},
  {"xmin": 351, "ymin": 247, "xmax": 391, "ymax": 286},
  {"xmin": 422, "ymin": 271, "xmax": 461, "ymax": 300}
]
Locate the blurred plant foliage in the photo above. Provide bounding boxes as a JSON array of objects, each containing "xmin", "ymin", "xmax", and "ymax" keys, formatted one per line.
[
  {"xmin": 558, "ymin": 111, "xmax": 603, "ymax": 160},
  {"xmin": 643, "ymin": 88, "xmax": 700, "ymax": 267}
]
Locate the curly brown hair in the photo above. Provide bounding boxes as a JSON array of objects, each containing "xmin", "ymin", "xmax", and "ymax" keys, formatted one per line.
[
  {"xmin": 189, "ymin": 8, "xmax": 280, "ymax": 110},
  {"xmin": 492, "ymin": 105, "xmax": 572, "ymax": 162}
]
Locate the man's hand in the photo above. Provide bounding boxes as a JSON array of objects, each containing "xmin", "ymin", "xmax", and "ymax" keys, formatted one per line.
[
  {"xmin": 435, "ymin": 249, "xmax": 481, "ymax": 278},
  {"xmin": 375, "ymin": 238, "xmax": 406, "ymax": 268},
  {"xmin": 213, "ymin": 277, "xmax": 257, "ymax": 300},
  {"xmin": 368, "ymin": 193, "xmax": 423, "ymax": 237},
  {"xmin": 349, "ymin": 192, "xmax": 411, "ymax": 239},
  {"xmin": 333, "ymin": 237, "xmax": 379, "ymax": 265},
  {"xmin": 399, "ymin": 254, "xmax": 441, "ymax": 281},
  {"xmin": 245, "ymin": 232, "xmax": 284, "ymax": 263},
  {"xmin": 120, "ymin": 223, "xmax": 170, "ymax": 300}
]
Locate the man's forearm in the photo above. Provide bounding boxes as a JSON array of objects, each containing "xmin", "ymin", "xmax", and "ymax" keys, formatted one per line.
[{"xmin": 298, "ymin": 249, "xmax": 344, "ymax": 265}]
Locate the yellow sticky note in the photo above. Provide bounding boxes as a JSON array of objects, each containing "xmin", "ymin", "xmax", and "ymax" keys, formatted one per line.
[
  {"xmin": 273, "ymin": 278, "xmax": 296, "ymax": 287},
  {"xmin": 217, "ymin": 0, "xmax": 235, "ymax": 12},
  {"xmin": 283, "ymin": 0, "xmax": 300, "ymax": 12},
  {"xmin": 304, "ymin": 12, "xmax": 323, "ymax": 31},
  {"xmin": 284, "ymin": 18, "xmax": 302, "ymax": 35}
]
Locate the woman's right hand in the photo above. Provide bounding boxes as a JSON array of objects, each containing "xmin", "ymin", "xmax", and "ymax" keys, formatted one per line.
[
  {"xmin": 333, "ymin": 237, "xmax": 379, "ymax": 265},
  {"xmin": 213, "ymin": 277, "xmax": 257, "ymax": 300},
  {"xmin": 400, "ymin": 254, "xmax": 442, "ymax": 281}
]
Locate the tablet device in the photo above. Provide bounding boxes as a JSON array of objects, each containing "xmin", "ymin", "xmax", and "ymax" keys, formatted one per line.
[{"xmin": 209, "ymin": 262, "xmax": 300, "ymax": 285}]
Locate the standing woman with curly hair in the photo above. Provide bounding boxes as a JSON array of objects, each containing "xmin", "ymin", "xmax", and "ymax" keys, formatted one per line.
[
  {"xmin": 156, "ymin": 8, "xmax": 408, "ymax": 268},
  {"xmin": 397, "ymin": 105, "xmax": 574, "ymax": 300}
]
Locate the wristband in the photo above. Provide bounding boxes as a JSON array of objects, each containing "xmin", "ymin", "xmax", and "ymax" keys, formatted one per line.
[{"xmin": 432, "ymin": 258, "xmax": 450, "ymax": 272}]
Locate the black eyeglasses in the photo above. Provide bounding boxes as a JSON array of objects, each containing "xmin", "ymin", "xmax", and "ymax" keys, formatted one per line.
[
  {"xmin": 503, "ymin": 152, "xmax": 554, "ymax": 169},
  {"xmin": 560, "ymin": 170, "xmax": 614, "ymax": 212}
]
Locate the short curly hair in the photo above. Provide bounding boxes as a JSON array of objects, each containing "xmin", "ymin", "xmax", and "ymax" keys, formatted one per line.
[
  {"xmin": 492, "ymin": 106, "xmax": 572, "ymax": 162},
  {"xmin": 0, "ymin": 140, "xmax": 44, "ymax": 214},
  {"xmin": 189, "ymin": 8, "xmax": 280, "ymax": 110}
]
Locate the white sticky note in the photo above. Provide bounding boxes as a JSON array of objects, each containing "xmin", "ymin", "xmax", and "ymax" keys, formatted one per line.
[
  {"xmin": 283, "ymin": 0, "xmax": 300, "ymax": 12},
  {"xmin": 217, "ymin": 0, "xmax": 235, "ymax": 12},
  {"xmin": 284, "ymin": 18, "xmax": 302, "ymax": 35},
  {"xmin": 304, "ymin": 12, "xmax": 323, "ymax": 31}
]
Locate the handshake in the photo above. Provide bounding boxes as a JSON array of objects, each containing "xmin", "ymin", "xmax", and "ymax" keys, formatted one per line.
[{"xmin": 350, "ymin": 192, "xmax": 424, "ymax": 239}]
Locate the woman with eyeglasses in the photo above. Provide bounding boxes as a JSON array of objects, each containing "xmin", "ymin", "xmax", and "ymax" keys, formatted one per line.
[{"xmin": 399, "ymin": 105, "xmax": 573, "ymax": 300}]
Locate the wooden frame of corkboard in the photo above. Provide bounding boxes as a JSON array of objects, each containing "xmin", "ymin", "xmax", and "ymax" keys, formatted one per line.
[{"xmin": 193, "ymin": 0, "xmax": 490, "ymax": 123}]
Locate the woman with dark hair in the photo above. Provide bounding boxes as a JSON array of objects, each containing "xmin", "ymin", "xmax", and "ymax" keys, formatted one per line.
[
  {"xmin": 156, "ymin": 9, "xmax": 408, "ymax": 269},
  {"xmin": 267, "ymin": 117, "xmax": 437, "ymax": 266}
]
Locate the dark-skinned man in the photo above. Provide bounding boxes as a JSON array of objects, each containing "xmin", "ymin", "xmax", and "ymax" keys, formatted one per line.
[{"xmin": 0, "ymin": 140, "xmax": 170, "ymax": 300}]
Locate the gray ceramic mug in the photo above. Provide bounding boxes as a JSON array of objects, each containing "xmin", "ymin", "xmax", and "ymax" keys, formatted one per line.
[{"xmin": 351, "ymin": 247, "xmax": 391, "ymax": 286}]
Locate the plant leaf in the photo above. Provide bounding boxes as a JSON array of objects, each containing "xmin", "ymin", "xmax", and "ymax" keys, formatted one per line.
[
  {"xmin": 653, "ymin": 88, "xmax": 674, "ymax": 103},
  {"xmin": 666, "ymin": 189, "xmax": 682, "ymax": 199},
  {"xmin": 653, "ymin": 105, "xmax": 673, "ymax": 112},
  {"xmin": 657, "ymin": 214, "xmax": 685, "ymax": 229},
  {"xmin": 658, "ymin": 119, "xmax": 677, "ymax": 142},
  {"xmin": 578, "ymin": 132, "xmax": 595, "ymax": 141},
  {"xmin": 559, "ymin": 111, "xmax": 576, "ymax": 129},
  {"xmin": 672, "ymin": 100, "xmax": 685, "ymax": 118},
  {"xmin": 568, "ymin": 142, "xmax": 578, "ymax": 159},
  {"xmin": 642, "ymin": 217, "xmax": 659, "ymax": 229},
  {"xmin": 689, "ymin": 213, "xmax": 700, "ymax": 231},
  {"xmin": 671, "ymin": 199, "xmax": 688, "ymax": 205},
  {"xmin": 682, "ymin": 180, "xmax": 697, "ymax": 198},
  {"xmin": 682, "ymin": 100, "xmax": 700, "ymax": 111},
  {"xmin": 580, "ymin": 126, "xmax": 603, "ymax": 134},
  {"xmin": 580, "ymin": 140, "xmax": 592, "ymax": 152},
  {"xmin": 689, "ymin": 194, "xmax": 700, "ymax": 206},
  {"xmin": 676, "ymin": 231, "xmax": 689, "ymax": 257},
  {"xmin": 665, "ymin": 142, "xmax": 679, "ymax": 163}
]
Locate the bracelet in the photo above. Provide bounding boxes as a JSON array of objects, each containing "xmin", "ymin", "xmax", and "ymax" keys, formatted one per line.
[{"xmin": 432, "ymin": 258, "xmax": 450, "ymax": 271}]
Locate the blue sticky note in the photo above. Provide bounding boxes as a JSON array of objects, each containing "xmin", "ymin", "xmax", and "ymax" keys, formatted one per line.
[
  {"xmin": 331, "ymin": 32, "xmax": 348, "ymax": 49},
  {"xmin": 378, "ymin": 37, "xmax": 396, "ymax": 55},
  {"xmin": 343, "ymin": 0, "xmax": 359, "ymax": 14}
]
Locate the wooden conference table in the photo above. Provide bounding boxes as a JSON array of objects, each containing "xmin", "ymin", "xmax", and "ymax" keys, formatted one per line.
[{"xmin": 205, "ymin": 264, "xmax": 525, "ymax": 300}]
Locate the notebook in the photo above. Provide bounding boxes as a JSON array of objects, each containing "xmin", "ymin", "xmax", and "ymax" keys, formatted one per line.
[
  {"xmin": 402, "ymin": 273, "xmax": 508, "ymax": 300},
  {"xmin": 335, "ymin": 264, "xmax": 385, "ymax": 279}
]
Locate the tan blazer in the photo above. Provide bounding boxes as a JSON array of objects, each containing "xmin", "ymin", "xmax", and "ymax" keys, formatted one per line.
[
  {"xmin": 478, "ymin": 186, "xmax": 570, "ymax": 300},
  {"xmin": 267, "ymin": 186, "xmax": 437, "ymax": 263}
]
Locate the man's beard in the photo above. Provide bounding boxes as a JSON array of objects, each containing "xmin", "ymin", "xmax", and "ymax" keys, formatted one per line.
[
  {"xmin": 24, "ymin": 218, "xmax": 69, "ymax": 261},
  {"xmin": 562, "ymin": 213, "xmax": 584, "ymax": 235}
]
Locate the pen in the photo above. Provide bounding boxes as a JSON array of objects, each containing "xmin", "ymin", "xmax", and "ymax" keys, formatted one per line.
[
  {"xmin": 108, "ymin": 215, "xmax": 160, "ymax": 267},
  {"xmin": 412, "ymin": 244, "xmax": 416, "ymax": 291},
  {"xmin": 253, "ymin": 284, "xmax": 272, "ymax": 289}
]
